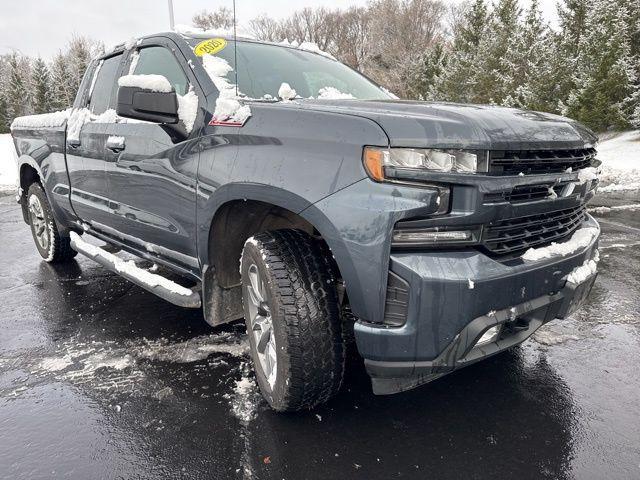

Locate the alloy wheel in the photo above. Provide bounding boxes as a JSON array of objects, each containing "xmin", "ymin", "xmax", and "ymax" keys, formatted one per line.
[
  {"xmin": 29, "ymin": 194, "xmax": 49, "ymax": 252},
  {"xmin": 245, "ymin": 263, "xmax": 277, "ymax": 388}
]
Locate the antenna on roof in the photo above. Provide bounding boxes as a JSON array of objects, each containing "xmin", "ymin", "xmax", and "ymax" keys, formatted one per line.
[
  {"xmin": 233, "ymin": 0, "xmax": 238, "ymax": 97},
  {"xmin": 167, "ymin": 0, "xmax": 175, "ymax": 30}
]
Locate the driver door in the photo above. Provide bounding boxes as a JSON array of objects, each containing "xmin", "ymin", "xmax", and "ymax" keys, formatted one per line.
[{"xmin": 100, "ymin": 39, "xmax": 203, "ymax": 274}]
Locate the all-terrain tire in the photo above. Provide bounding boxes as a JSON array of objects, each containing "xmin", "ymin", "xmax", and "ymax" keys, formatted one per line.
[
  {"xmin": 240, "ymin": 229, "xmax": 345, "ymax": 411},
  {"xmin": 26, "ymin": 183, "xmax": 77, "ymax": 263}
]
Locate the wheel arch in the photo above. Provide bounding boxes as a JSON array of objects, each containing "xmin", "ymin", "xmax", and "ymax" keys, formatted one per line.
[
  {"xmin": 18, "ymin": 156, "xmax": 45, "ymax": 222},
  {"xmin": 198, "ymin": 183, "xmax": 360, "ymax": 324}
]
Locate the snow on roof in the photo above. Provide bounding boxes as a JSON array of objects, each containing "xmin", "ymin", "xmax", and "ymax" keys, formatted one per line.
[
  {"xmin": 124, "ymin": 37, "xmax": 138, "ymax": 50},
  {"xmin": 278, "ymin": 39, "xmax": 336, "ymax": 60},
  {"xmin": 118, "ymin": 74, "xmax": 173, "ymax": 93}
]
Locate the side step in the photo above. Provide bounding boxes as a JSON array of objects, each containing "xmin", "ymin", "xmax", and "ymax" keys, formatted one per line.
[{"xmin": 70, "ymin": 232, "xmax": 201, "ymax": 309}]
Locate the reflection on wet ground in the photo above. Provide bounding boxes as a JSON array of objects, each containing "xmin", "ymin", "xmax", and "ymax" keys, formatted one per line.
[{"xmin": 0, "ymin": 193, "xmax": 639, "ymax": 480}]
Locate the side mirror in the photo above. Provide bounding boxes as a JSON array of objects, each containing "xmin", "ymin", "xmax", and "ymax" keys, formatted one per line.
[{"xmin": 116, "ymin": 85, "xmax": 179, "ymax": 124}]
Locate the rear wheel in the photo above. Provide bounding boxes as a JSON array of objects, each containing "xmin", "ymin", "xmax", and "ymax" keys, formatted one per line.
[
  {"xmin": 26, "ymin": 183, "xmax": 77, "ymax": 263},
  {"xmin": 240, "ymin": 229, "xmax": 345, "ymax": 411}
]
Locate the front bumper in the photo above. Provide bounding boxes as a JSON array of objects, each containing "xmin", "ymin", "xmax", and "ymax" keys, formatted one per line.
[{"xmin": 354, "ymin": 215, "xmax": 600, "ymax": 395}]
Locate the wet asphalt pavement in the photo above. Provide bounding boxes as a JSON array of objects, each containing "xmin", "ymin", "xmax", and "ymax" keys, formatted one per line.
[{"xmin": 0, "ymin": 191, "xmax": 639, "ymax": 480}]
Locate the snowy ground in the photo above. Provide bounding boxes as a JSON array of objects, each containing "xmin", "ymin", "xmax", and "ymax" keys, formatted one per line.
[
  {"xmin": 598, "ymin": 130, "xmax": 640, "ymax": 192},
  {"xmin": 0, "ymin": 134, "xmax": 18, "ymax": 192}
]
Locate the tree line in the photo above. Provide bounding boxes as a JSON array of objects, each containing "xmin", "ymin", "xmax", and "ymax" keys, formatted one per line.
[
  {"xmin": 1, "ymin": 0, "xmax": 638, "ymax": 133},
  {"xmin": 0, "ymin": 36, "xmax": 103, "ymax": 133}
]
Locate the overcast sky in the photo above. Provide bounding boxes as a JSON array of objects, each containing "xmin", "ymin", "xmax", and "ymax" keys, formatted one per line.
[{"xmin": 0, "ymin": 0, "xmax": 560, "ymax": 58}]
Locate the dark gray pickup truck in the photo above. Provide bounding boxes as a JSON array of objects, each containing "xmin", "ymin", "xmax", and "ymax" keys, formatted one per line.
[{"xmin": 10, "ymin": 31, "xmax": 601, "ymax": 411}]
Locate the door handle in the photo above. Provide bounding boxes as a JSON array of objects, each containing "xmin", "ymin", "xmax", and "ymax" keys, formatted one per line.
[
  {"xmin": 67, "ymin": 140, "xmax": 80, "ymax": 149},
  {"xmin": 106, "ymin": 136, "xmax": 126, "ymax": 153}
]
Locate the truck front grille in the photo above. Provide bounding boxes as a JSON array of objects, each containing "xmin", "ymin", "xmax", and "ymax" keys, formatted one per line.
[
  {"xmin": 482, "ymin": 205, "xmax": 587, "ymax": 256},
  {"xmin": 489, "ymin": 148, "xmax": 596, "ymax": 175},
  {"xmin": 483, "ymin": 182, "xmax": 575, "ymax": 203}
]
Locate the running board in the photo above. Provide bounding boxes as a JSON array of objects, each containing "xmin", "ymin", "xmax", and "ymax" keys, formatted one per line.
[{"xmin": 70, "ymin": 232, "xmax": 201, "ymax": 309}]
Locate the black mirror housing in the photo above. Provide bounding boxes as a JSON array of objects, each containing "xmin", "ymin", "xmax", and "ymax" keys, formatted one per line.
[{"xmin": 116, "ymin": 86, "xmax": 179, "ymax": 124}]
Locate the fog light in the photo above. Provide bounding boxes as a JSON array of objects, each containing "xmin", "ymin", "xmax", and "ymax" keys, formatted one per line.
[
  {"xmin": 476, "ymin": 325, "xmax": 500, "ymax": 347},
  {"xmin": 392, "ymin": 230, "xmax": 472, "ymax": 243}
]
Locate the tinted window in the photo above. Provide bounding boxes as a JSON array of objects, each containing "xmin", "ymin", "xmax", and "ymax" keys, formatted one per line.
[
  {"xmin": 134, "ymin": 47, "xmax": 189, "ymax": 95},
  {"xmin": 90, "ymin": 54, "xmax": 123, "ymax": 114}
]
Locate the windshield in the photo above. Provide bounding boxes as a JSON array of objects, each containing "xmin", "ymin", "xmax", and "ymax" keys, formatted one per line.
[{"xmin": 187, "ymin": 38, "xmax": 391, "ymax": 101}]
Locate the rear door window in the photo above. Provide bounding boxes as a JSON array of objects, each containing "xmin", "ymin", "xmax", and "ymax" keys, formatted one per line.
[
  {"xmin": 133, "ymin": 46, "xmax": 189, "ymax": 95},
  {"xmin": 89, "ymin": 54, "xmax": 123, "ymax": 114}
]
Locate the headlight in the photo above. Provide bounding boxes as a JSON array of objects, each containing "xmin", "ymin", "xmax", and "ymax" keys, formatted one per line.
[{"xmin": 364, "ymin": 147, "xmax": 484, "ymax": 182}]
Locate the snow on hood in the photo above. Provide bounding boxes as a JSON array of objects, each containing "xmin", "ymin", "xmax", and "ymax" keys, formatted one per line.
[
  {"xmin": 317, "ymin": 87, "xmax": 355, "ymax": 100},
  {"xmin": 118, "ymin": 74, "xmax": 173, "ymax": 93},
  {"xmin": 202, "ymin": 55, "xmax": 251, "ymax": 124},
  {"xmin": 278, "ymin": 82, "xmax": 297, "ymax": 101}
]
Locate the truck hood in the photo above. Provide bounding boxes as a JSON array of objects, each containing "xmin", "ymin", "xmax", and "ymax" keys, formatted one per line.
[{"xmin": 292, "ymin": 99, "xmax": 598, "ymax": 150}]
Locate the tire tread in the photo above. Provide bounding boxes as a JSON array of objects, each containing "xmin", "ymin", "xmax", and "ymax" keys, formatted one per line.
[{"xmin": 244, "ymin": 229, "xmax": 345, "ymax": 411}]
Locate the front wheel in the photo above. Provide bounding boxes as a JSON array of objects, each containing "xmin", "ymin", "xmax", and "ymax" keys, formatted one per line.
[
  {"xmin": 26, "ymin": 183, "xmax": 77, "ymax": 263},
  {"xmin": 240, "ymin": 229, "xmax": 345, "ymax": 411}
]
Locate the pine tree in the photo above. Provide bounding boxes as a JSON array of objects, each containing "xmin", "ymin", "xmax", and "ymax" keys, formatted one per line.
[
  {"xmin": 553, "ymin": 0, "xmax": 590, "ymax": 112},
  {"xmin": 5, "ymin": 53, "xmax": 31, "ymax": 122},
  {"xmin": 0, "ymin": 57, "xmax": 7, "ymax": 132},
  {"xmin": 0, "ymin": 95, "xmax": 9, "ymax": 133},
  {"xmin": 66, "ymin": 36, "xmax": 92, "ymax": 102},
  {"xmin": 474, "ymin": 0, "xmax": 521, "ymax": 104},
  {"xmin": 407, "ymin": 43, "xmax": 446, "ymax": 99},
  {"xmin": 565, "ymin": 0, "xmax": 635, "ymax": 131},
  {"xmin": 31, "ymin": 57, "xmax": 51, "ymax": 114},
  {"xmin": 621, "ymin": 0, "xmax": 640, "ymax": 126},
  {"xmin": 430, "ymin": 0, "xmax": 489, "ymax": 102},
  {"xmin": 50, "ymin": 52, "xmax": 74, "ymax": 110},
  {"xmin": 502, "ymin": 0, "xmax": 556, "ymax": 111}
]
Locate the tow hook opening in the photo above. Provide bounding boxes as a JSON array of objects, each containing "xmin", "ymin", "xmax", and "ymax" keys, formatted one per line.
[
  {"xmin": 473, "ymin": 317, "xmax": 532, "ymax": 349},
  {"xmin": 475, "ymin": 325, "xmax": 501, "ymax": 347}
]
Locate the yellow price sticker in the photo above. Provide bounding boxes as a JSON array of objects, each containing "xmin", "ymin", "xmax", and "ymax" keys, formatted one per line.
[{"xmin": 194, "ymin": 38, "xmax": 227, "ymax": 56}]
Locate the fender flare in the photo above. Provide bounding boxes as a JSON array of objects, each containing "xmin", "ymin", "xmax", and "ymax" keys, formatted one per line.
[
  {"xmin": 16, "ymin": 155, "xmax": 46, "ymax": 222},
  {"xmin": 17, "ymin": 154, "xmax": 45, "ymax": 188},
  {"xmin": 197, "ymin": 182, "xmax": 361, "ymax": 310}
]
